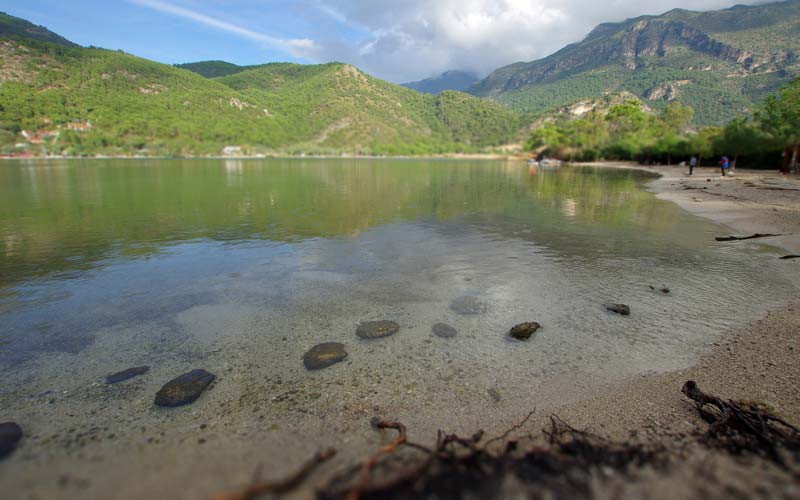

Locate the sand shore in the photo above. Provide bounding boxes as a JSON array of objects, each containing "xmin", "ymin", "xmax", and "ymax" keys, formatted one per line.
[{"xmin": 517, "ymin": 163, "xmax": 800, "ymax": 497}]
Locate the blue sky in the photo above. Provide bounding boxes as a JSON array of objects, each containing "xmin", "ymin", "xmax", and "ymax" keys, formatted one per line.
[{"xmin": 0, "ymin": 0, "xmax": 764, "ymax": 82}]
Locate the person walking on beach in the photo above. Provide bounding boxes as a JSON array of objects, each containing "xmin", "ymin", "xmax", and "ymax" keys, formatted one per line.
[
  {"xmin": 689, "ymin": 156, "xmax": 697, "ymax": 176},
  {"xmin": 719, "ymin": 156, "xmax": 730, "ymax": 176}
]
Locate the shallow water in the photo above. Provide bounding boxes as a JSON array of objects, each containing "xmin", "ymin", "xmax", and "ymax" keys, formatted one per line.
[{"xmin": 0, "ymin": 159, "xmax": 796, "ymax": 498}]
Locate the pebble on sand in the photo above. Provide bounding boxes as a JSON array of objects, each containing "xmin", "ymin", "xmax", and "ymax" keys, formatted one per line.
[
  {"xmin": 509, "ymin": 322, "xmax": 541, "ymax": 341},
  {"xmin": 0, "ymin": 422, "xmax": 22, "ymax": 460},
  {"xmin": 449, "ymin": 296, "xmax": 489, "ymax": 315},
  {"xmin": 356, "ymin": 320, "xmax": 400, "ymax": 339},
  {"xmin": 432, "ymin": 323, "xmax": 458, "ymax": 338},
  {"xmin": 106, "ymin": 366, "xmax": 150, "ymax": 384},
  {"xmin": 154, "ymin": 369, "xmax": 216, "ymax": 407},
  {"xmin": 303, "ymin": 343, "xmax": 348, "ymax": 370},
  {"xmin": 605, "ymin": 304, "xmax": 631, "ymax": 316}
]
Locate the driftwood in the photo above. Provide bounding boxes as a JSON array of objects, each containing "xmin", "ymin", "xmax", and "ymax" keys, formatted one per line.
[
  {"xmin": 318, "ymin": 413, "xmax": 662, "ymax": 500},
  {"xmin": 779, "ymin": 255, "xmax": 800, "ymax": 260},
  {"xmin": 682, "ymin": 380, "xmax": 800, "ymax": 463},
  {"xmin": 211, "ymin": 448, "xmax": 336, "ymax": 500},
  {"xmin": 715, "ymin": 233, "xmax": 782, "ymax": 242},
  {"xmin": 210, "ymin": 382, "xmax": 800, "ymax": 500}
]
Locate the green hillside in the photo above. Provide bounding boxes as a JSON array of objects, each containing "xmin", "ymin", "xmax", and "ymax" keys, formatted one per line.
[
  {"xmin": 0, "ymin": 12, "xmax": 77, "ymax": 47},
  {"xmin": 215, "ymin": 63, "xmax": 523, "ymax": 154},
  {"xmin": 470, "ymin": 0, "xmax": 800, "ymax": 124},
  {"xmin": 402, "ymin": 70, "xmax": 480, "ymax": 94},
  {"xmin": 0, "ymin": 14, "xmax": 524, "ymax": 157},
  {"xmin": 174, "ymin": 60, "xmax": 252, "ymax": 78}
]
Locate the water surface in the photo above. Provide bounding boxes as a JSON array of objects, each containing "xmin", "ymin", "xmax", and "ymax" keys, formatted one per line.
[{"xmin": 0, "ymin": 158, "xmax": 795, "ymax": 498}]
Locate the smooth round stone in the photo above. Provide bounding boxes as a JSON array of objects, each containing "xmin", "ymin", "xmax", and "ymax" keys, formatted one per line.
[
  {"xmin": 356, "ymin": 320, "xmax": 400, "ymax": 339},
  {"xmin": 0, "ymin": 422, "xmax": 22, "ymax": 460},
  {"xmin": 155, "ymin": 369, "xmax": 216, "ymax": 407},
  {"xmin": 605, "ymin": 303, "xmax": 631, "ymax": 316},
  {"xmin": 432, "ymin": 323, "xmax": 458, "ymax": 338},
  {"xmin": 303, "ymin": 343, "xmax": 348, "ymax": 370},
  {"xmin": 449, "ymin": 296, "xmax": 489, "ymax": 315},
  {"xmin": 508, "ymin": 322, "xmax": 541, "ymax": 341},
  {"xmin": 106, "ymin": 366, "xmax": 150, "ymax": 384}
]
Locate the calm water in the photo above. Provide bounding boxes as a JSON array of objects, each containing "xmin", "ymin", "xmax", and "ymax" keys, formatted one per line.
[{"xmin": 0, "ymin": 159, "xmax": 796, "ymax": 498}]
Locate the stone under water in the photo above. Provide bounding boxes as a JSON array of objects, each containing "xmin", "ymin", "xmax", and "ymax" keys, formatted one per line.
[
  {"xmin": 303, "ymin": 343, "xmax": 348, "ymax": 370},
  {"xmin": 0, "ymin": 422, "xmax": 22, "ymax": 460},
  {"xmin": 432, "ymin": 323, "xmax": 458, "ymax": 338},
  {"xmin": 449, "ymin": 296, "xmax": 489, "ymax": 315},
  {"xmin": 606, "ymin": 304, "xmax": 631, "ymax": 316},
  {"xmin": 508, "ymin": 322, "xmax": 541, "ymax": 341},
  {"xmin": 356, "ymin": 320, "xmax": 400, "ymax": 339},
  {"xmin": 154, "ymin": 369, "xmax": 216, "ymax": 407},
  {"xmin": 106, "ymin": 366, "xmax": 150, "ymax": 384}
]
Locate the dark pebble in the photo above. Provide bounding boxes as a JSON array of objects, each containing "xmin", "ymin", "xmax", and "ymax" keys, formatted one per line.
[
  {"xmin": 509, "ymin": 322, "xmax": 541, "ymax": 341},
  {"xmin": 605, "ymin": 304, "xmax": 631, "ymax": 316},
  {"xmin": 106, "ymin": 366, "xmax": 150, "ymax": 384},
  {"xmin": 449, "ymin": 296, "xmax": 489, "ymax": 315},
  {"xmin": 432, "ymin": 323, "xmax": 458, "ymax": 338},
  {"xmin": 356, "ymin": 320, "xmax": 400, "ymax": 339},
  {"xmin": 303, "ymin": 342, "xmax": 348, "ymax": 370},
  {"xmin": 0, "ymin": 422, "xmax": 22, "ymax": 460},
  {"xmin": 154, "ymin": 369, "xmax": 215, "ymax": 407}
]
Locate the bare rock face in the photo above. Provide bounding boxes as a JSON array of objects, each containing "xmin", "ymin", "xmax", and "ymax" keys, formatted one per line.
[
  {"xmin": 303, "ymin": 343, "xmax": 348, "ymax": 370},
  {"xmin": 356, "ymin": 320, "xmax": 400, "ymax": 339},
  {"xmin": 155, "ymin": 369, "xmax": 215, "ymax": 407},
  {"xmin": 106, "ymin": 366, "xmax": 150, "ymax": 384},
  {"xmin": 605, "ymin": 303, "xmax": 631, "ymax": 316},
  {"xmin": 508, "ymin": 322, "xmax": 541, "ymax": 341},
  {"xmin": 0, "ymin": 422, "xmax": 22, "ymax": 460},
  {"xmin": 432, "ymin": 323, "xmax": 458, "ymax": 338}
]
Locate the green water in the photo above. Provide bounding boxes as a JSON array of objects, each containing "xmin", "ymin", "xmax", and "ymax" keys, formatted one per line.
[{"xmin": 0, "ymin": 158, "xmax": 795, "ymax": 499}]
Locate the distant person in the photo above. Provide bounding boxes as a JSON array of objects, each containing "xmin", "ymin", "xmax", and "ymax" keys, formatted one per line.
[
  {"xmin": 689, "ymin": 156, "xmax": 697, "ymax": 176},
  {"xmin": 719, "ymin": 156, "xmax": 730, "ymax": 176}
]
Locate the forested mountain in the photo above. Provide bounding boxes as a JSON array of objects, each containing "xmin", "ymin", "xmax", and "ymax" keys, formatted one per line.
[
  {"xmin": 0, "ymin": 12, "xmax": 77, "ymax": 47},
  {"xmin": 402, "ymin": 70, "xmax": 481, "ymax": 95},
  {"xmin": 470, "ymin": 0, "xmax": 800, "ymax": 124},
  {"xmin": 0, "ymin": 14, "xmax": 523, "ymax": 157}
]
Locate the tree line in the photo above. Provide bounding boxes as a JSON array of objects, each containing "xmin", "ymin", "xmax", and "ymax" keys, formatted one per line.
[{"xmin": 527, "ymin": 78, "xmax": 800, "ymax": 171}]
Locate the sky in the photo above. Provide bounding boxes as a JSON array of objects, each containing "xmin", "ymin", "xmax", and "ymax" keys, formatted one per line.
[{"xmin": 1, "ymin": 0, "xmax": 769, "ymax": 82}]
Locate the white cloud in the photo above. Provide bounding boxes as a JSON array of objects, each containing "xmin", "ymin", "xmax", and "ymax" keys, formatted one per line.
[
  {"xmin": 305, "ymin": 0, "xmax": 766, "ymax": 82},
  {"xmin": 129, "ymin": 0, "xmax": 317, "ymax": 55}
]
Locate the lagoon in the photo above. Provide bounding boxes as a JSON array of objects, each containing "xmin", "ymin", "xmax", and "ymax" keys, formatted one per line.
[{"xmin": 0, "ymin": 158, "xmax": 795, "ymax": 498}]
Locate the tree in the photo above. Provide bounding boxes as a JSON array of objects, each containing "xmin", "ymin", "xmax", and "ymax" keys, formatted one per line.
[
  {"xmin": 714, "ymin": 118, "xmax": 767, "ymax": 169},
  {"xmin": 758, "ymin": 78, "xmax": 800, "ymax": 171}
]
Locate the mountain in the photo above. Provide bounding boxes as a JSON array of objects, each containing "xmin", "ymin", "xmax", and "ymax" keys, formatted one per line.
[
  {"xmin": 0, "ymin": 12, "xmax": 77, "ymax": 47},
  {"xmin": 174, "ymin": 60, "xmax": 252, "ymax": 78},
  {"xmin": 0, "ymin": 13, "xmax": 523, "ymax": 157},
  {"xmin": 402, "ymin": 70, "xmax": 481, "ymax": 94},
  {"xmin": 470, "ymin": 0, "xmax": 800, "ymax": 124}
]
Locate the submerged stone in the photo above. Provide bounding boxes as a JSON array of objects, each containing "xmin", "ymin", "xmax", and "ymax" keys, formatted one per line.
[
  {"xmin": 606, "ymin": 304, "xmax": 631, "ymax": 316},
  {"xmin": 356, "ymin": 320, "xmax": 400, "ymax": 339},
  {"xmin": 432, "ymin": 323, "xmax": 458, "ymax": 338},
  {"xmin": 155, "ymin": 369, "xmax": 215, "ymax": 407},
  {"xmin": 509, "ymin": 322, "xmax": 541, "ymax": 341},
  {"xmin": 449, "ymin": 296, "xmax": 489, "ymax": 315},
  {"xmin": 0, "ymin": 422, "xmax": 22, "ymax": 460},
  {"xmin": 303, "ymin": 343, "xmax": 348, "ymax": 370},
  {"xmin": 106, "ymin": 366, "xmax": 150, "ymax": 384}
]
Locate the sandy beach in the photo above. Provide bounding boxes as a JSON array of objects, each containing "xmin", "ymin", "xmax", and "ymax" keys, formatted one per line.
[{"xmin": 515, "ymin": 163, "xmax": 800, "ymax": 498}]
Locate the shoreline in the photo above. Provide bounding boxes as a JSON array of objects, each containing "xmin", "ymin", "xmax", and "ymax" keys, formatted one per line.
[{"xmin": 541, "ymin": 163, "xmax": 800, "ymax": 432}]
